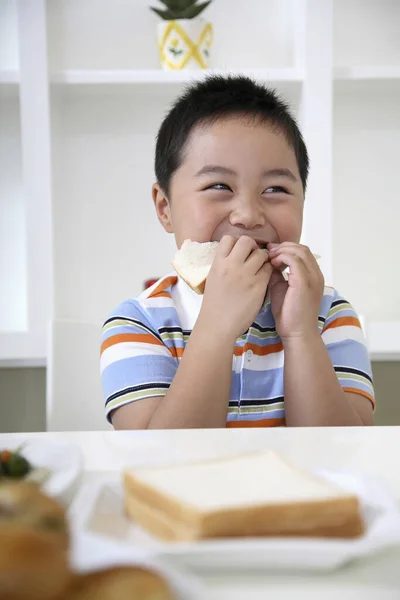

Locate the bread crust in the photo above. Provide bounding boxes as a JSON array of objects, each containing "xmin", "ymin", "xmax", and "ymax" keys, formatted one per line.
[
  {"xmin": 170, "ymin": 260, "xmax": 206, "ymax": 295},
  {"xmin": 124, "ymin": 486, "xmax": 364, "ymax": 541}
]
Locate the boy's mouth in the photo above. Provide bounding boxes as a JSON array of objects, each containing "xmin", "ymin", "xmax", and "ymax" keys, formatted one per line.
[
  {"xmin": 212, "ymin": 237, "xmax": 271, "ymax": 250},
  {"xmin": 255, "ymin": 241, "xmax": 269, "ymax": 250}
]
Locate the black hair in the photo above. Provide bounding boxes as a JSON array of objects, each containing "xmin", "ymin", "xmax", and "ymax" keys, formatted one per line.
[{"xmin": 154, "ymin": 75, "xmax": 309, "ymax": 197}]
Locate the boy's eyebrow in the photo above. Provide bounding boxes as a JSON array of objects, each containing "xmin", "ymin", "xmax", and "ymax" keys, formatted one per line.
[
  {"xmin": 195, "ymin": 165, "xmax": 299, "ymax": 182},
  {"xmin": 263, "ymin": 168, "xmax": 298, "ymax": 182},
  {"xmin": 195, "ymin": 165, "xmax": 237, "ymax": 177}
]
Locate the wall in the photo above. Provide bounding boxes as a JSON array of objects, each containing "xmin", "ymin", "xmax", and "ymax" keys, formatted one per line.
[
  {"xmin": 0, "ymin": 363, "xmax": 398, "ymax": 432},
  {"xmin": 0, "ymin": 368, "xmax": 46, "ymax": 432},
  {"xmin": 372, "ymin": 363, "xmax": 400, "ymax": 426}
]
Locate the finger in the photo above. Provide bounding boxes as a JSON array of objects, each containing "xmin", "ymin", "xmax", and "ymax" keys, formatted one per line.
[
  {"xmin": 269, "ymin": 253, "xmax": 309, "ymax": 286},
  {"xmin": 258, "ymin": 260, "xmax": 273, "ymax": 279},
  {"xmin": 268, "ymin": 242, "xmax": 319, "ymax": 264},
  {"xmin": 271, "ymin": 244, "xmax": 324, "ymax": 290},
  {"xmin": 218, "ymin": 235, "xmax": 239, "ymax": 257},
  {"xmin": 268, "ymin": 243, "xmax": 318, "ymax": 276},
  {"xmin": 229, "ymin": 235, "xmax": 258, "ymax": 262},
  {"xmin": 256, "ymin": 261, "xmax": 273, "ymax": 289},
  {"xmin": 245, "ymin": 248, "xmax": 269, "ymax": 275},
  {"xmin": 269, "ymin": 241, "xmax": 309, "ymax": 252},
  {"xmin": 268, "ymin": 242, "xmax": 311, "ymax": 263}
]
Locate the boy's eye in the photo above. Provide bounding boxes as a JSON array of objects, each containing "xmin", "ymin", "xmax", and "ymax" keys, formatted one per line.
[
  {"xmin": 206, "ymin": 183, "xmax": 232, "ymax": 191},
  {"xmin": 264, "ymin": 186, "xmax": 288, "ymax": 194}
]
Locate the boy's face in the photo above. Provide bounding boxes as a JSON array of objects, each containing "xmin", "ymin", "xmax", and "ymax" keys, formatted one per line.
[{"xmin": 153, "ymin": 116, "xmax": 304, "ymax": 249}]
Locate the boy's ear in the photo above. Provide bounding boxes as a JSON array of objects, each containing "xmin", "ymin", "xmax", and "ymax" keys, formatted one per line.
[{"xmin": 152, "ymin": 183, "xmax": 174, "ymax": 233}]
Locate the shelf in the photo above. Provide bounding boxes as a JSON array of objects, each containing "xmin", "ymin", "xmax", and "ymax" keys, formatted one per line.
[
  {"xmin": 50, "ymin": 67, "xmax": 303, "ymax": 86},
  {"xmin": 50, "ymin": 65, "xmax": 400, "ymax": 86},
  {"xmin": 334, "ymin": 66, "xmax": 400, "ymax": 94},
  {"xmin": 334, "ymin": 66, "xmax": 400, "ymax": 81},
  {"xmin": 0, "ymin": 70, "xmax": 19, "ymax": 85},
  {"xmin": 50, "ymin": 67, "xmax": 303, "ymax": 110},
  {"xmin": 0, "ymin": 358, "xmax": 46, "ymax": 368},
  {"xmin": 367, "ymin": 322, "xmax": 400, "ymax": 362},
  {"xmin": 0, "ymin": 332, "xmax": 46, "ymax": 369}
]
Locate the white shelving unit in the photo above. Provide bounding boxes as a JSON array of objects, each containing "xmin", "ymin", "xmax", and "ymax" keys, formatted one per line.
[
  {"xmin": 1, "ymin": 0, "xmax": 399, "ymax": 368},
  {"xmin": 51, "ymin": 67, "xmax": 304, "ymax": 85},
  {"xmin": 50, "ymin": 66, "xmax": 400, "ymax": 85},
  {"xmin": 334, "ymin": 66, "xmax": 400, "ymax": 81},
  {"xmin": 0, "ymin": 0, "xmax": 52, "ymax": 367}
]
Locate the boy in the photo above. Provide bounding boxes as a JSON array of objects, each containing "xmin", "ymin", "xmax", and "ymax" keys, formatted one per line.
[{"xmin": 100, "ymin": 75, "xmax": 374, "ymax": 429}]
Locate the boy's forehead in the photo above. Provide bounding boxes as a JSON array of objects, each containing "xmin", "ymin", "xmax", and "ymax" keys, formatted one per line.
[{"xmin": 184, "ymin": 117, "xmax": 299, "ymax": 170}]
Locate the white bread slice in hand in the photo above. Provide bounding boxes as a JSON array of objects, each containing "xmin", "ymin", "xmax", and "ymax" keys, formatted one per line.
[
  {"xmin": 171, "ymin": 240, "xmax": 219, "ymax": 294},
  {"xmin": 124, "ymin": 451, "xmax": 364, "ymax": 542},
  {"xmin": 171, "ymin": 239, "xmax": 321, "ymax": 291}
]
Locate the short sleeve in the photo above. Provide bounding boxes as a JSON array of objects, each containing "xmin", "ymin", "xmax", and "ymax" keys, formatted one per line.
[
  {"xmin": 100, "ymin": 300, "xmax": 178, "ymax": 423},
  {"xmin": 321, "ymin": 291, "xmax": 375, "ymax": 410}
]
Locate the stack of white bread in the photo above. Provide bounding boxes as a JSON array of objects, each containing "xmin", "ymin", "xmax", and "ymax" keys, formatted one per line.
[{"xmin": 123, "ymin": 451, "xmax": 365, "ymax": 542}]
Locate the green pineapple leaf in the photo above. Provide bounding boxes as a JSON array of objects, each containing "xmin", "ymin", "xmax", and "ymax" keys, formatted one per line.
[
  {"xmin": 177, "ymin": 1, "xmax": 212, "ymax": 18},
  {"xmin": 150, "ymin": 6, "xmax": 179, "ymax": 20},
  {"xmin": 157, "ymin": 0, "xmax": 198, "ymax": 11},
  {"xmin": 151, "ymin": 0, "xmax": 212, "ymax": 20}
]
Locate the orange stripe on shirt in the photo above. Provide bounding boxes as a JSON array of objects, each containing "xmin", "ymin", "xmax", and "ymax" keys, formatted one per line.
[
  {"xmin": 168, "ymin": 346, "xmax": 184, "ymax": 359},
  {"xmin": 100, "ymin": 333, "xmax": 163, "ymax": 355},
  {"xmin": 342, "ymin": 387, "xmax": 376, "ymax": 410},
  {"xmin": 148, "ymin": 276, "xmax": 178, "ymax": 299},
  {"xmin": 234, "ymin": 341, "xmax": 283, "ymax": 357},
  {"xmin": 323, "ymin": 316, "xmax": 360, "ymax": 332},
  {"xmin": 150, "ymin": 291, "xmax": 173, "ymax": 299},
  {"xmin": 227, "ymin": 417, "xmax": 286, "ymax": 428}
]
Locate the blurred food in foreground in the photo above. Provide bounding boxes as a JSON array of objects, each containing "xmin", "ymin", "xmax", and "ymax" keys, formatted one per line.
[
  {"xmin": 0, "ymin": 481, "xmax": 177, "ymax": 600},
  {"xmin": 0, "ymin": 448, "xmax": 51, "ymax": 486}
]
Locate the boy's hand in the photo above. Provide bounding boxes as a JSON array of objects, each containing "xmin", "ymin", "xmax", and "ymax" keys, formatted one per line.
[
  {"xmin": 200, "ymin": 235, "xmax": 273, "ymax": 341},
  {"xmin": 267, "ymin": 242, "xmax": 324, "ymax": 343}
]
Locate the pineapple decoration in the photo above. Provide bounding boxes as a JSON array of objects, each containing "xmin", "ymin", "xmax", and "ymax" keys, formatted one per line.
[{"xmin": 150, "ymin": 0, "xmax": 214, "ymax": 70}]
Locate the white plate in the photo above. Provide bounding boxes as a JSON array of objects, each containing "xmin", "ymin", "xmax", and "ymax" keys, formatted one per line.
[
  {"xmin": 1, "ymin": 437, "xmax": 83, "ymax": 504},
  {"xmin": 70, "ymin": 532, "xmax": 206, "ymax": 600},
  {"xmin": 68, "ymin": 469, "xmax": 400, "ymax": 573}
]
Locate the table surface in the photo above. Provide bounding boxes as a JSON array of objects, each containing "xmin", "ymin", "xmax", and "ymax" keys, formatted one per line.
[{"xmin": 2, "ymin": 427, "xmax": 400, "ymax": 600}]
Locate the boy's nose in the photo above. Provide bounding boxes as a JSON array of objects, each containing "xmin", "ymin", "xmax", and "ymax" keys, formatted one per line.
[{"xmin": 229, "ymin": 197, "xmax": 265, "ymax": 230}]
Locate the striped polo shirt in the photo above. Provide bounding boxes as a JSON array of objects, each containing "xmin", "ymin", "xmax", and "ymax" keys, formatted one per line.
[{"xmin": 100, "ymin": 274, "xmax": 375, "ymax": 426}]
